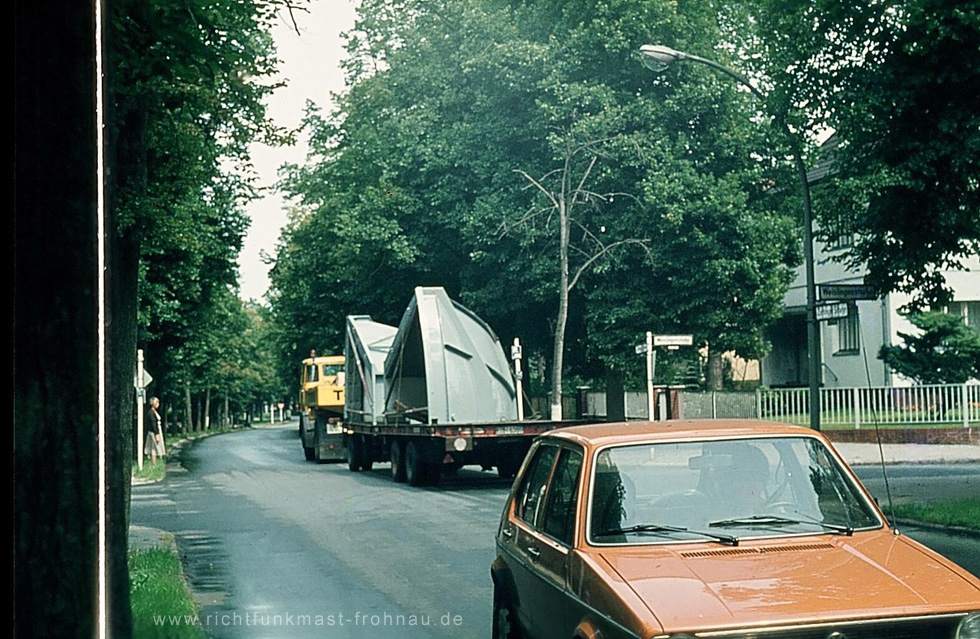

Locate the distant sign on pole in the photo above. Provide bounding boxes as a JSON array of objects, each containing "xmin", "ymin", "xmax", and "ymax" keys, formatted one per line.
[
  {"xmin": 653, "ymin": 334, "xmax": 694, "ymax": 347},
  {"xmin": 134, "ymin": 369, "xmax": 153, "ymax": 389},
  {"xmin": 635, "ymin": 343, "xmax": 649, "ymax": 355},
  {"xmin": 816, "ymin": 302, "xmax": 850, "ymax": 321},
  {"xmin": 819, "ymin": 284, "xmax": 877, "ymax": 301}
]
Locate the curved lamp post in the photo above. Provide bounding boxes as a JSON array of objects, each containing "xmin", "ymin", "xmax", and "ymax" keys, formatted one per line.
[{"xmin": 639, "ymin": 44, "xmax": 821, "ymax": 431}]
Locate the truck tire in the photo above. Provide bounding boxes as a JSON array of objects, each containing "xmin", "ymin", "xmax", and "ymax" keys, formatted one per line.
[
  {"xmin": 303, "ymin": 446, "xmax": 315, "ymax": 462},
  {"xmin": 347, "ymin": 436, "xmax": 362, "ymax": 472},
  {"xmin": 390, "ymin": 441, "xmax": 407, "ymax": 483},
  {"xmin": 405, "ymin": 441, "xmax": 427, "ymax": 487}
]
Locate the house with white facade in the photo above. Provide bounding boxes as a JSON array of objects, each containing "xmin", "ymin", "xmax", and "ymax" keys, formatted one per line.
[{"xmin": 761, "ymin": 137, "xmax": 980, "ymax": 388}]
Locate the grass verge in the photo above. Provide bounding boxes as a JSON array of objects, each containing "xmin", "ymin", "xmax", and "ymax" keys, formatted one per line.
[
  {"xmin": 132, "ymin": 459, "xmax": 165, "ymax": 482},
  {"xmin": 893, "ymin": 498, "xmax": 980, "ymax": 531},
  {"xmin": 130, "ymin": 548, "xmax": 206, "ymax": 639}
]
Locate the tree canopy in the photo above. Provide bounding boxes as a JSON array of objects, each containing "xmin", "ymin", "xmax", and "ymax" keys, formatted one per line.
[{"xmin": 271, "ymin": 0, "xmax": 802, "ymax": 398}]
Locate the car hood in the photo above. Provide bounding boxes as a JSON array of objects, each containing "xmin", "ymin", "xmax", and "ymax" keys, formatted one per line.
[{"xmin": 600, "ymin": 532, "xmax": 980, "ymax": 633}]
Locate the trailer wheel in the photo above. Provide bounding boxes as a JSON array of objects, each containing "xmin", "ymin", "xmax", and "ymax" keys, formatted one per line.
[
  {"xmin": 390, "ymin": 441, "xmax": 407, "ymax": 483},
  {"xmin": 346, "ymin": 436, "xmax": 362, "ymax": 472},
  {"xmin": 303, "ymin": 446, "xmax": 315, "ymax": 462},
  {"xmin": 405, "ymin": 441, "xmax": 427, "ymax": 487}
]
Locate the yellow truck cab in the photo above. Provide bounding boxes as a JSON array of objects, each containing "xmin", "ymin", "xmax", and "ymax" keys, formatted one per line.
[{"xmin": 299, "ymin": 352, "xmax": 346, "ymax": 462}]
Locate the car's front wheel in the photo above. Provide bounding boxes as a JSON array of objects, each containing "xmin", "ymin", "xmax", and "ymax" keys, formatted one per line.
[{"xmin": 492, "ymin": 583, "xmax": 521, "ymax": 639}]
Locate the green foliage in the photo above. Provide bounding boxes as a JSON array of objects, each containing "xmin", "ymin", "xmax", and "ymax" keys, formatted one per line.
[
  {"xmin": 130, "ymin": 548, "xmax": 206, "ymax": 639},
  {"xmin": 271, "ymin": 0, "xmax": 802, "ymax": 394},
  {"xmin": 749, "ymin": 0, "xmax": 980, "ymax": 308},
  {"xmin": 111, "ymin": 0, "xmax": 296, "ymax": 414},
  {"xmin": 879, "ymin": 312, "xmax": 980, "ymax": 384},
  {"xmin": 893, "ymin": 498, "xmax": 980, "ymax": 531}
]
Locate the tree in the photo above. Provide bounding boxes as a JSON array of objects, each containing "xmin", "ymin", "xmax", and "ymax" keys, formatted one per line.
[
  {"xmin": 274, "ymin": 0, "xmax": 802, "ymax": 404},
  {"xmin": 880, "ymin": 312, "xmax": 980, "ymax": 384},
  {"xmin": 748, "ymin": 0, "xmax": 980, "ymax": 308},
  {"xmin": 511, "ymin": 135, "xmax": 650, "ymax": 418},
  {"xmin": 16, "ymin": 3, "xmax": 109, "ymax": 634}
]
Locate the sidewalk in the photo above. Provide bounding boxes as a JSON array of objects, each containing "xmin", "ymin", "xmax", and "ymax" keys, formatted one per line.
[
  {"xmin": 833, "ymin": 442, "xmax": 980, "ymax": 465},
  {"xmin": 129, "ymin": 525, "xmax": 176, "ymax": 552}
]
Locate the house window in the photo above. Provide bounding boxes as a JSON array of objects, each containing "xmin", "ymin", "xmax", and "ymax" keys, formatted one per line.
[
  {"xmin": 836, "ymin": 310, "xmax": 860, "ymax": 354},
  {"xmin": 826, "ymin": 231, "xmax": 854, "ymax": 251},
  {"xmin": 969, "ymin": 302, "xmax": 980, "ymax": 333},
  {"xmin": 946, "ymin": 301, "xmax": 980, "ymax": 333}
]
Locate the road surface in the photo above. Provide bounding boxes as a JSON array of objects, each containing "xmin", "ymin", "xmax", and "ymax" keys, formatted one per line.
[{"xmin": 131, "ymin": 425, "xmax": 979, "ymax": 638}]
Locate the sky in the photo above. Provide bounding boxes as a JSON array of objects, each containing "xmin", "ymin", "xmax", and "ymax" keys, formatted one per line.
[{"xmin": 237, "ymin": 0, "xmax": 359, "ymax": 302}]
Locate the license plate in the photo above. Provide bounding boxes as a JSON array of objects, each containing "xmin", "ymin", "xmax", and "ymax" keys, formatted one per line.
[{"xmin": 497, "ymin": 426, "xmax": 525, "ymax": 435}]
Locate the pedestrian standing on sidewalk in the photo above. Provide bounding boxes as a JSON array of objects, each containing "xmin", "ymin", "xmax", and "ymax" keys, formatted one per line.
[{"xmin": 144, "ymin": 396, "xmax": 165, "ymax": 464}]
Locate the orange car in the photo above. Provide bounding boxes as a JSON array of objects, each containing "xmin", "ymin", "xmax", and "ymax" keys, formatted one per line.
[{"xmin": 491, "ymin": 420, "xmax": 980, "ymax": 639}]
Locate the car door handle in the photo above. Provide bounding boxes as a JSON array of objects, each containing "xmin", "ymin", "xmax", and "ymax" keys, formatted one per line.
[
  {"xmin": 526, "ymin": 546, "xmax": 540, "ymax": 559},
  {"xmin": 502, "ymin": 527, "xmax": 514, "ymax": 538}
]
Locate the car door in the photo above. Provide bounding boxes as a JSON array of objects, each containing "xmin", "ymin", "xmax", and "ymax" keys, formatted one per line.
[
  {"xmin": 504, "ymin": 443, "xmax": 559, "ymax": 635},
  {"xmin": 524, "ymin": 446, "xmax": 584, "ymax": 639}
]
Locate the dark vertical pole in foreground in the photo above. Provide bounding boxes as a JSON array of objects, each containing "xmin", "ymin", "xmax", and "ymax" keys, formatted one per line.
[{"xmin": 15, "ymin": 1, "xmax": 133, "ymax": 636}]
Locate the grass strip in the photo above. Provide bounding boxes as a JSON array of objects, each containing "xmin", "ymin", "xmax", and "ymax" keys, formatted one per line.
[
  {"xmin": 131, "ymin": 459, "xmax": 165, "ymax": 482},
  {"xmin": 893, "ymin": 498, "xmax": 980, "ymax": 531},
  {"xmin": 130, "ymin": 548, "xmax": 206, "ymax": 639}
]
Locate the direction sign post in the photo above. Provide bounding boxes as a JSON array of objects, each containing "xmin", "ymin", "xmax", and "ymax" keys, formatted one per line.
[
  {"xmin": 653, "ymin": 334, "xmax": 695, "ymax": 347},
  {"xmin": 137, "ymin": 350, "xmax": 144, "ymax": 471},
  {"xmin": 513, "ymin": 338, "xmax": 524, "ymax": 421},
  {"xmin": 645, "ymin": 332, "xmax": 655, "ymax": 420},
  {"xmin": 816, "ymin": 302, "xmax": 850, "ymax": 322},
  {"xmin": 819, "ymin": 284, "xmax": 877, "ymax": 301}
]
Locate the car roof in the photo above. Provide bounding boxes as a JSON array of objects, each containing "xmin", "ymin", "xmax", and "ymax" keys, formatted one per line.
[{"xmin": 543, "ymin": 419, "xmax": 822, "ymax": 448}]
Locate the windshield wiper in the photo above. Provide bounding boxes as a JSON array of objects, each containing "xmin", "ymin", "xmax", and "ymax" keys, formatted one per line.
[
  {"xmin": 708, "ymin": 514, "xmax": 853, "ymax": 536},
  {"xmin": 595, "ymin": 523, "xmax": 739, "ymax": 546}
]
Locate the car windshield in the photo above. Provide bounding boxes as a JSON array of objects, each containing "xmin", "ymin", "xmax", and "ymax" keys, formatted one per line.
[{"xmin": 588, "ymin": 436, "xmax": 882, "ymax": 545}]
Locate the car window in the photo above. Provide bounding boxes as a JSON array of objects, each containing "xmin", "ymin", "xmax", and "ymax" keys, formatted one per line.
[
  {"xmin": 589, "ymin": 437, "xmax": 881, "ymax": 544},
  {"xmin": 515, "ymin": 445, "xmax": 558, "ymax": 527},
  {"xmin": 541, "ymin": 448, "xmax": 583, "ymax": 545}
]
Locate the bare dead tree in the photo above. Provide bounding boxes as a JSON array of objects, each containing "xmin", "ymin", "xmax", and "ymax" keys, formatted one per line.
[{"xmin": 505, "ymin": 136, "xmax": 650, "ymax": 420}]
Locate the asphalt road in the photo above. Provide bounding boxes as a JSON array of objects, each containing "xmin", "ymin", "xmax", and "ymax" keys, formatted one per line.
[
  {"xmin": 132, "ymin": 424, "xmax": 513, "ymax": 638},
  {"xmin": 131, "ymin": 425, "xmax": 979, "ymax": 638}
]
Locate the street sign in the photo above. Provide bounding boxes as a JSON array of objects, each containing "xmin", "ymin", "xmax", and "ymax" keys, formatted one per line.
[
  {"xmin": 819, "ymin": 284, "xmax": 877, "ymax": 301},
  {"xmin": 511, "ymin": 344, "xmax": 522, "ymax": 360},
  {"xmin": 635, "ymin": 343, "xmax": 649, "ymax": 354},
  {"xmin": 816, "ymin": 302, "xmax": 850, "ymax": 321},
  {"xmin": 653, "ymin": 334, "xmax": 694, "ymax": 347},
  {"xmin": 134, "ymin": 369, "xmax": 153, "ymax": 389}
]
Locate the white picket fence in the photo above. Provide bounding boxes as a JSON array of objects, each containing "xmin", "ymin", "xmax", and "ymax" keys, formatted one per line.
[
  {"xmin": 586, "ymin": 383, "xmax": 980, "ymax": 428},
  {"xmin": 756, "ymin": 383, "xmax": 980, "ymax": 428}
]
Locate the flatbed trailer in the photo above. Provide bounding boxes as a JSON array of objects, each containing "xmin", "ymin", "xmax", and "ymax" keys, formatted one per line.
[
  {"xmin": 343, "ymin": 419, "xmax": 579, "ymax": 485},
  {"xmin": 344, "ymin": 288, "xmax": 578, "ymax": 486}
]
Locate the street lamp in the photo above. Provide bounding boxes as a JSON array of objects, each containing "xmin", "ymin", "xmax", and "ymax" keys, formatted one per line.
[{"xmin": 639, "ymin": 44, "xmax": 822, "ymax": 431}]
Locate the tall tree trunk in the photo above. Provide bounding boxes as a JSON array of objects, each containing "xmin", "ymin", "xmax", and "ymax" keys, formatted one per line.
[
  {"xmin": 204, "ymin": 388, "xmax": 211, "ymax": 431},
  {"xmin": 707, "ymin": 348, "xmax": 724, "ymax": 391},
  {"xmin": 15, "ymin": 2, "xmax": 132, "ymax": 634},
  {"xmin": 551, "ymin": 198, "xmax": 570, "ymax": 420},
  {"xmin": 184, "ymin": 382, "xmax": 193, "ymax": 432},
  {"xmin": 224, "ymin": 391, "xmax": 230, "ymax": 428}
]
